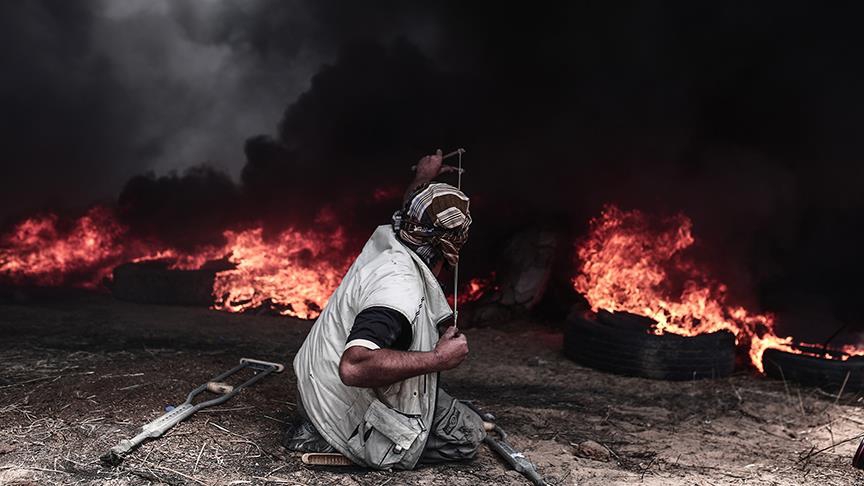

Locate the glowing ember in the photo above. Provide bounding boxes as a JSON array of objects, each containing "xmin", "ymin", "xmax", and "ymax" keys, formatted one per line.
[
  {"xmin": 372, "ymin": 185, "xmax": 403, "ymax": 202},
  {"xmin": 0, "ymin": 207, "xmax": 126, "ymax": 287},
  {"xmin": 132, "ymin": 248, "xmax": 228, "ymax": 271},
  {"xmin": 573, "ymin": 205, "xmax": 863, "ymax": 372},
  {"xmin": 448, "ymin": 273, "xmax": 496, "ymax": 307}
]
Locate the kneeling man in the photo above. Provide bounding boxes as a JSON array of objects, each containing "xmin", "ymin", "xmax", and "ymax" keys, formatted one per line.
[{"xmin": 287, "ymin": 150, "xmax": 486, "ymax": 470}]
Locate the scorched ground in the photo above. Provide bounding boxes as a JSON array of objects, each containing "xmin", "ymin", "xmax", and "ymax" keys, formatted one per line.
[{"xmin": 0, "ymin": 291, "xmax": 862, "ymax": 485}]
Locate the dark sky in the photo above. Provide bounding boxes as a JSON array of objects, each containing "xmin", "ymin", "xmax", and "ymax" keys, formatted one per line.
[{"xmin": 2, "ymin": 1, "xmax": 864, "ymax": 332}]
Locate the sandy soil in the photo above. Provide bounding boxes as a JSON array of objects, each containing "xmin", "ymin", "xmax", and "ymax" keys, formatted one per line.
[{"xmin": 1, "ymin": 290, "xmax": 863, "ymax": 485}]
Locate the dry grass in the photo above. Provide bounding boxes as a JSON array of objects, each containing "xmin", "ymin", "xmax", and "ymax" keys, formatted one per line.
[{"xmin": 0, "ymin": 292, "xmax": 863, "ymax": 485}]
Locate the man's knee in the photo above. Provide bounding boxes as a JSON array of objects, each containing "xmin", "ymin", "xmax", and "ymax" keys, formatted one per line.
[{"xmin": 421, "ymin": 390, "xmax": 487, "ymax": 463}]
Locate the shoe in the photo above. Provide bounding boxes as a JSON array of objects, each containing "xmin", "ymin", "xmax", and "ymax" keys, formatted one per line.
[{"xmin": 282, "ymin": 416, "xmax": 335, "ymax": 453}]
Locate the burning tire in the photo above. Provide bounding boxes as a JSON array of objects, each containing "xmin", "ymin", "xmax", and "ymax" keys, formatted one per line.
[
  {"xmin": 563, "ymin": 313, "xmax": 736, "ymax": 381},
  {"xmin": 762, "ymin": 348, "xmax": 864, "ymax": 392},
  {"xmin": 109, "ymin": 260, "xmax": 220, "ymax": 306}
]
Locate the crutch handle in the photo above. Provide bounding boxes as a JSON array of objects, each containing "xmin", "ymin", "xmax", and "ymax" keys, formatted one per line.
[
  {"xmin": 206, "ymin": 381, "xmax": 234, "ymax": 394},
  {"xmin": 240, "ymin": 357, "xmax": 285, "ymax": 372}
]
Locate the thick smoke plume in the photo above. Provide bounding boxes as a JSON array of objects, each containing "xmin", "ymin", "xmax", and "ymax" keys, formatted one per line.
[{"xmin": 2, "ymin": 1, "xmax": 864, "ymax": 336}]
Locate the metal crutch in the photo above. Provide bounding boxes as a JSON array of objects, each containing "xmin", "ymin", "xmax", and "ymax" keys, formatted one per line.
[{"xmin": 101, "ymin": 357, "xmax": 284, "ymax": 466}]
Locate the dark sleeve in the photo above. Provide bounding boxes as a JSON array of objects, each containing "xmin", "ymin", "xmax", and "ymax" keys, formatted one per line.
[{"xmin": 346, "ymin": 307, "xmax": 413, "ymax": 351}]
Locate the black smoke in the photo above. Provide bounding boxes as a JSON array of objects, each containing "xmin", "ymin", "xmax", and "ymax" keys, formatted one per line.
[
  {"xmin": 3, "ymin": 1, "xmax": 864, "ymax": 337},
  {"xmin": 118, "ymin": 166, "xmax": 241, "ymax": 251}
]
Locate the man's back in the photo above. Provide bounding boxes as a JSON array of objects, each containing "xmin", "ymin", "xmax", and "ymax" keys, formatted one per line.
[
  {"xmin": 289, "ymin": 152, "xmax": 482, "ymax": 470},
  {"xmin": 293, "ymin": 224, "xmax": 451, "ymax": 469}
]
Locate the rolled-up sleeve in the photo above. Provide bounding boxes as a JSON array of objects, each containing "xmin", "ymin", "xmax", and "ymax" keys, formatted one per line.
[{"xmin": 345, "ymin": 307, "xmax": 413, "ymax": 351}]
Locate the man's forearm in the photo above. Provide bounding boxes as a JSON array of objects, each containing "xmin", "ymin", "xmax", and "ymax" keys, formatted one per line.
[{"xmin": 339, "ymin": 347, "xmax": 442, "ymax": 388}]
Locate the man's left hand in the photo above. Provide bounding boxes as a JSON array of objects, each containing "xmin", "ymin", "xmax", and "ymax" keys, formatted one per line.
[{"xmin": 414, "ymin": 149, "xmax": 459, "ymax": 181}]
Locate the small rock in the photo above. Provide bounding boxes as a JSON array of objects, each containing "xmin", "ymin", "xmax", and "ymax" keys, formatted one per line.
[
  {"xmin": 0, "ymin": 442, "xmax": 15, "ymax": 454},
  {"xmin": 572, "ymin": 440, "xmax": 611, "ymax": 462},
  {"xmin": 0, "ymin": 468, "xmax": 35, "ymax": 486},
  {"xmin": 527, "ymin": 356, "xmax": 549, "ymax": 367}
]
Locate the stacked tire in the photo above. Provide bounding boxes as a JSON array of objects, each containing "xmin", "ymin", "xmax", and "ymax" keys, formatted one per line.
[
  {"xmin": 763, "ymin": 348, "xmax": 864, "ymax": 392},
  {"xmin": 564, "ymin": 312, "xmax": 736, "ymax": 381}
]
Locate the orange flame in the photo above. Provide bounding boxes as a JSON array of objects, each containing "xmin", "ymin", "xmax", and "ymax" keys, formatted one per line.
[
  {"xmin": 448, "ymin": 273, "xmax": 496, "ymax": 307},
  {"xmin": 0, "ymin": 208, "xmax": 351, "ymax": 319},
  {"xmin": 211, "ymin": 226, "xmax": 349, "ymax": 319},
  {"xmin": 573, "ymin": 205, "xmax": 863, "ymax": 372},
  {"xmin": 0, "ymin": 207, "xmax": 125, "ymax": 287}
]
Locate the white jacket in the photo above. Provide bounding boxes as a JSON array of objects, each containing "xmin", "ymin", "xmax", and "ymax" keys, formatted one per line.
[{"xmin": 293, "ymin": 225, "xmax": 453, "ymax": 469}]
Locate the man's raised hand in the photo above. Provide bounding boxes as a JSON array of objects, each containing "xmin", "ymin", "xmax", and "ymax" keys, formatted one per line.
[
  {"xmin": 414, "ymin": 149, "xmax": 459, "ymax": 181},
  {"xmin": 405, "ymin": 149, "xmax": 461, "ymax": 202}
]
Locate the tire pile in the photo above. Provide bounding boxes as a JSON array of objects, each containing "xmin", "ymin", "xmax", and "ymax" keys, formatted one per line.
[
  {"xmin": 564, "ymin": 310, "xmax": 864, "ymax": 392},
  {"xmin": 564, "ymin": 310, "xmax": 736, "ymax": 381},
  {"xmin": 763, "ymin": 346, "xmax": 864, "ymax": 392}
]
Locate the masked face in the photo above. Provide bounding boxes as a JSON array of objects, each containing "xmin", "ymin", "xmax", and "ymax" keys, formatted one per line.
[{"xmin": 392, "ymin": 182, "xmax": 471, "ymax": 269}]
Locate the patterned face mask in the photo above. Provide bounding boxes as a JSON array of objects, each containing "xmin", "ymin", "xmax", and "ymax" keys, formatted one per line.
[{"xmin": 392, "ymin": 182, "xmax": 472, "ymax": 269}]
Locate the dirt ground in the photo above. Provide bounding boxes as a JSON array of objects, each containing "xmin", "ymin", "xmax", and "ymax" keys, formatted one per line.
[{"xmin": 1, "ymin": 290, "xmax": 863, "ymax": 485}]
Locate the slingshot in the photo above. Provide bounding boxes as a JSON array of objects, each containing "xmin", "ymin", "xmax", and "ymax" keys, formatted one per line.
[{"xmin": 411, "ymin": 147, "xmax": 467, "ymax": 330}]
